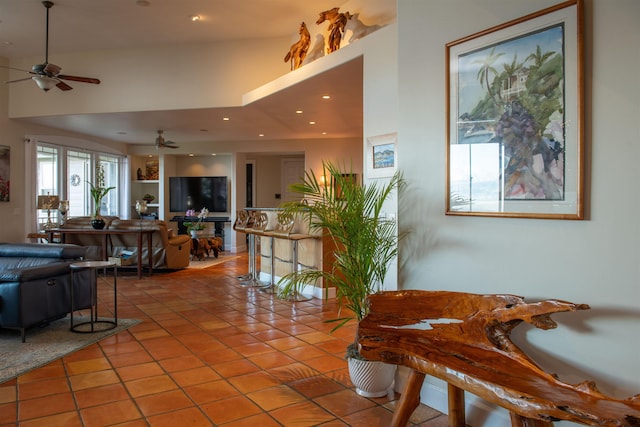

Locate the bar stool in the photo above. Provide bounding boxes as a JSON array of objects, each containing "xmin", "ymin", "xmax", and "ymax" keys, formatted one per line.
[
  {"xmin": 269, "ymin": 212, "xmax": 314, "ymax": 301},
  {"xmin": 232, "ymin": 210, "xmax": 251, "ymax": 280},
  {"xmin": 282, "ymin": 233, "xmax": 318, "ymax": 301},
  {"xmin": 241, "ymin": 212, "xmax": 269, "ymax": 288},
  {"xmin": 257, "ymin": 212, "xmax": 278, "ymax": 294}
]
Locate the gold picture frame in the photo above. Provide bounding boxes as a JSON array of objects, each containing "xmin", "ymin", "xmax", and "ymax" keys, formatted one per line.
[{"xmin": 446, "ymin": 0, "xmax": 584, "ymax": 219}]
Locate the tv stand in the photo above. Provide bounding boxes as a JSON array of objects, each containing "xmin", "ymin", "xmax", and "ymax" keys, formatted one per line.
[{"xmin": 170, "ymin": 216, "xmax": 230, "ymax": 246}]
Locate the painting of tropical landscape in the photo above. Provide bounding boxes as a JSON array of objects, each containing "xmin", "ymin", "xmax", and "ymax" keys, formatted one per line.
[{"xmin": 453, "ymin": 23, "xmax": 566, "ymax": 205}]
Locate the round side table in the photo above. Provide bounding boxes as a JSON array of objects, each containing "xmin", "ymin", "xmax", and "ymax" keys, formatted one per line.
[{"xmin": 70, "ymin": 260, "xmax": 118, "ymax": 333}]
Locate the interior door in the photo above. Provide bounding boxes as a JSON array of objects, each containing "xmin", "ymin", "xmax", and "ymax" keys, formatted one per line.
[{"xmin": 281, "ymin": 158, "xmax": 305, "ymax": 203}]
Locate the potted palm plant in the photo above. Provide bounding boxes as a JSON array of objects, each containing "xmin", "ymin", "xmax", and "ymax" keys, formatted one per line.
[{"xmin": 278, "ymin": 160, "xmax": 405, "ymax": 397}]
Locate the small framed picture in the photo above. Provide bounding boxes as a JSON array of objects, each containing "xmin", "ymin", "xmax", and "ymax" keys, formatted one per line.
[{"xmin": 366, "ymin": 133, "xmax": 397, "ymax": 179}]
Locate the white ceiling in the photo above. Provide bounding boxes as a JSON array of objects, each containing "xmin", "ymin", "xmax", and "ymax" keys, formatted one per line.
[{"xmin": 0, "ymin": 0, "xmax": 364, "ymax": 148}]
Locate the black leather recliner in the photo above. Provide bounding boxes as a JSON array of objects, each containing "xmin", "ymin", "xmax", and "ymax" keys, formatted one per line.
[{"xmin": 0, "ymin": 243, "xmax": 91, "ymax": 342}]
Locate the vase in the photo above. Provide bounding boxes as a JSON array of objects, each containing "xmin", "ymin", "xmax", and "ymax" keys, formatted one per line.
[
  {"xmin": 348, "ymin": 357, "xmax": 396, "ymax": 398},
  {"xmin": 91, "ymin": 217, "xmax": 106, "ymax": 230},
  {"xmin": 190, "ymin": 230, "xmax": 200, "ymax": 238}
]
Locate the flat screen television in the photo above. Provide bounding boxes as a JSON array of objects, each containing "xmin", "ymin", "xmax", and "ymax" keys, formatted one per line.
[{"xmin": 169, "ymin": 176, "xmax": 228, "ymax": 213}]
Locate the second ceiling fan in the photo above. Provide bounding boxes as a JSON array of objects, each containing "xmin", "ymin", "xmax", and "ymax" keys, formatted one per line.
[{"xmin": 155, "ymin": 130, "xmax": 179, "ymax": 149}]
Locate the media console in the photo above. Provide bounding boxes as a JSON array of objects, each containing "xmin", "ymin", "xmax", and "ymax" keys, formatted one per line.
[{"xmin": 170, "ymin": 216, "xmax": 230, "ymax": 245}]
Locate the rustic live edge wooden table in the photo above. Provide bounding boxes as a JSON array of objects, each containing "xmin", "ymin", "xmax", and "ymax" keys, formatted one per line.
[
  {"xmin": 47, "ymin": 228, "xmax": 153, "ymax": 279},
  {"xmin": 358, "ymin": 290, "xmax": 640, "ymax": 427}
]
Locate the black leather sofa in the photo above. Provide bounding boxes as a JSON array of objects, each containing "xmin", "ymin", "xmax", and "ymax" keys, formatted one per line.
[{"xmin": 0, "ymin": 243, "xmax": 91, "ymax": 341}]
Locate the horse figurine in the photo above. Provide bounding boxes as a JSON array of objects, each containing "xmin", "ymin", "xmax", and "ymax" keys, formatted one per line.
[
  {"xmin": 284, "ymin": 22, "xmax": 311, "ymax": 70},
  {"xmin": 316, "ymin": 7, "xmax": 352, "ymax": 54}
]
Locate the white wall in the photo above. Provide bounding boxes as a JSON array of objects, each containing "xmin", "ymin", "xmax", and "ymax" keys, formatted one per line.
[{"xmin": 397, "ymin": 0, "xmax": 640, "ymax": 424}]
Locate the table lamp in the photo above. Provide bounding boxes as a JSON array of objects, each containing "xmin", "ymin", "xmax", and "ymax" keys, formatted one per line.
[
  {"xmin": 37, "ymin": 193, "xmax": 60, "ymax": 229},
  {"xmin": 58, "ymin": 200, "xmax": 69, "ymax": 225}
]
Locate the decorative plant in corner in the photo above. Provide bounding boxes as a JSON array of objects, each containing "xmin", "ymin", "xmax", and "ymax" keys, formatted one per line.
[
  {"xmin": 278, "ymin": 160, "xmax": 405, "ymax": 397},
  {"xmin": 87, "ymin": 162, "xmax": 115, "ymax": 229}
]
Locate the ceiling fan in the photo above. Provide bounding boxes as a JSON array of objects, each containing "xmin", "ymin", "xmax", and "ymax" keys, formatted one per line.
[
  {"xmin": 1, "ymin": 1, "xmax": 101, "ymax": 92},
  {"xmin": 155, "ymin": 130, "xmax": 179, "ymax": 149}
]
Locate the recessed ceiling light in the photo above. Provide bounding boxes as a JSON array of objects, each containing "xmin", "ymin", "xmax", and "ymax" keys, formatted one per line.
[
  {"xmin": 148, "ymin": 154, "xmax": 153, "ymax": 158},
  {"xmin": 188, "ymin": 153, "xmax": 194, "ymax": 157},
  {"xmin": 258, "ymin": 133, "xmax": 264, "ymax": 137},
  {"xmin": 189, "ymin": 15, "xmax": 201, "ymax": 22},
  {"xmin": 321, "ymin": 132, "xmax": 327, "ymax": 135},
  {"xmin": 295, "ymin": 110, "xmax": 303, "ymax": 114},
  {"xmin": 199, "ymin": 129, "xmax": 208, "ymax": 132},
  {"xmin": 309, "ymin": 121, "xmax": 316, "ymax": 125},
  {"xmin": 322, "ymin": 95, "xmax": 331, "ymax": 100},
  {"xmin": 223, "ymin": 117, "xmax": 230, "ymax": 121},
  {"xmin": 211, "ymin": 153, "xmax": 217, "ymax": 156}
]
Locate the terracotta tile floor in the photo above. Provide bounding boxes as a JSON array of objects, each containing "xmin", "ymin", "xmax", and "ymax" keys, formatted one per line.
[{"xmin": 0, "ymin": 254, "xmax": 445, "ymax": 426}]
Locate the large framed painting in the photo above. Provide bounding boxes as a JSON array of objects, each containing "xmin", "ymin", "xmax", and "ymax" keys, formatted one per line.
[
  {"xmin": 446, "ymin": 0, "xmax": 584, "ymax": 219},
  {"xmin": 0, "ymin": 145, "xmax": 9, "ymax": 202}
]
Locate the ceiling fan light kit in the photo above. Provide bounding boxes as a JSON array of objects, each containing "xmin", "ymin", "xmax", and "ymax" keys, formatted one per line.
[
  {"xmin": 32, "ymin": 75, "xmax": 57, "ymax": 91},
  {"xmin": 1, "ymin": 1, "xmax": 101, "ymax": 92}
]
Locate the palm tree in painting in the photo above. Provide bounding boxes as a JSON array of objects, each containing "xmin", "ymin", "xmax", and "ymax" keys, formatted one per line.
[
  {"xmin": 474, "ymin": 47, "xmax": 504, "ymax": 106},
  {"xmin": 525, "ymin": 45, "xmax": 555, "ymax": 72}
]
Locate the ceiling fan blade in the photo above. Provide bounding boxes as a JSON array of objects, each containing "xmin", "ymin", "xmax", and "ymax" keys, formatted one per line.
[
  {"xmin": 43, "ymin": 63, "xmax": 62, "ymax": 75},
  {"xmin": 0, "ymin": 65, "xmax": 35, "ymax": 74},
  {"xmin": 57, "ymin": 74, "xmax": 101, "ymax": 84},
  {"xmin": 156, "ymin": 141, "xmax": 179, "ymax": 149},
  {"xmin": 56, "ymin": 80, "xmax": 73, "ymax": 91},
  {"xmin": 5, "ymin": 77, "xmax": 34, "ymax": 84}
]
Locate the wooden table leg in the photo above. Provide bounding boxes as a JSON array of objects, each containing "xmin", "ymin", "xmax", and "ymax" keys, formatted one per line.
[
  {"xmin": 136, "ymin": 232, "xmax": 142, "ymax": 279},
  {"xmin": 147, "ymin": 231, "xmax": 152, "ymax": 276},
  {"xmin": 101, "ymin": 235, "xmax": 108, "ymax": 261},
  {"xmin": 390, "ymin": 369, "xmax": 426, "ymax": 427},
  {"xmin": 448, "ymin": 384, "xmax": 466, "ymax": 427}
]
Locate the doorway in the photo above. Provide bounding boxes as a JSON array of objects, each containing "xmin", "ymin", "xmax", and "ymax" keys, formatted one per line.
[{"xmin": 281, "ymin": 158, "xmax": 305, "ymax": 203}]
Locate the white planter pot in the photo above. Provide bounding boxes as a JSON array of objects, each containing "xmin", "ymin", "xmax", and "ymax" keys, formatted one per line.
[
  {"xmin": 348, "ymin": 357, "xmax": 396, "ymax": 398},
  {"xmin": 190, "ymin": 230, "xmax": 200, "ymax": 238}
]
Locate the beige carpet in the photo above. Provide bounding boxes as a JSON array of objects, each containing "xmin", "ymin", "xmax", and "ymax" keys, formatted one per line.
[
  {"xmin": 0, "ymin": 316, "xmax": 140, "ymax": 384},
  {"xmin": 186, "ymin": 253, "xmax": 240, "ymax": 269}
]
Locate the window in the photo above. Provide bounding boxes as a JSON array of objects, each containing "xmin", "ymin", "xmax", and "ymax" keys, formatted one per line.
[
  {"xmin": 36, "ymin": 145, "xmax": 60, "ymax": 226},
  {"xmin": 67, "ymin": 150, "xmax": 91, "ymax": 217},
  {"xmin": 97, "ymin": 155, "xmax": 119, "ymax": 217},
  {"xmin": 36, "ymin": 143, "xmax": 123, "ymax": 228}
]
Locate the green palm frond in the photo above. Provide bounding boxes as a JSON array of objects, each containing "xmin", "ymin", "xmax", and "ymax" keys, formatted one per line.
[{"xmin": 278, "ymin": 160, "xmax": 405, "ymax": 331}]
